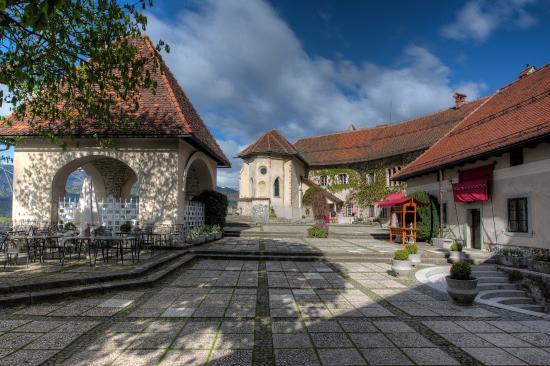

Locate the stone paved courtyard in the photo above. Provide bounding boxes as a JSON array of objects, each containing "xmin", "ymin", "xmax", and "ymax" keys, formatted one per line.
[{"xmin": 0, "ymin": 238, "xmax": 549, "ymax": 365}]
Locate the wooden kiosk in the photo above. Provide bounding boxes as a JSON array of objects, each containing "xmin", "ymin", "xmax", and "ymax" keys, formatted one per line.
[{"xmin": 376, "ymin": 193, "xmax": 426, "ymax": 245}]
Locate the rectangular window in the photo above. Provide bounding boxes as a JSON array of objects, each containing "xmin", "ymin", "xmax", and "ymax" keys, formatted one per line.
[
  {"xmin": 510, "ymin": 148, "xmax": 524, "ymax": 166},
  {"xmin": 367, "ymin": 173, "xmax": 375, "ymax": 185},
  {"xmin": 508, "ymin": 197, "xmax": 528, "ymax": 233},
  {"xmin": 442, "ymin": 203, "xmax": 448, "ymax": 227},
  {"xmin": 368, "ymin": 205, "xmax": 375, "ymax": 217},
  {"xmin": 336, "ymin": 174, "xmax": 348, "ymax": 185},
  {"xmin": 319, "ymin": 176, "xmax": 328, "ymax": 187},
  {"xmin": 345, "ymin": 205, "xmax": 353, "ymax": 217}
]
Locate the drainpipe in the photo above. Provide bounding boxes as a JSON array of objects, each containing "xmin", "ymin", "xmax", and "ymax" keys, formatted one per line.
[{"xmin": 438, "ymin": 168, "xmax": 444, "ymax": 238}]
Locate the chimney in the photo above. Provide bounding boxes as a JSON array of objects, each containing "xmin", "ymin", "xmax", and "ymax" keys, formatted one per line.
[
  {"xmin": 519, "ymin": 64, "xmax": 536, "ymax": 79},
  {"xmin": 454, "ymin": 92, "xmax": 467, "ymax": 108}
]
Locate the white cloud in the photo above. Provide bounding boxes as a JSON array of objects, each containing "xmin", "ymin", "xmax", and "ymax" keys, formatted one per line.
[
  {"xmin": 146, "ymin": 0, "xmax": 486, "ymax": 188},
  {"xmin": 0, "ymin": 85, "xmax": 11, "ymax": 117},
  {"xmin": 442, "ymin": 0, "xmax": 537, "ymax": 42}
]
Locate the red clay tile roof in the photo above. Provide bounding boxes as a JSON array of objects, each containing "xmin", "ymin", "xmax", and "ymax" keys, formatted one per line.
[
  {"xmin": 238, "ymin": 129, "xmax": 300, "ymax": 158},
  {"xmin": 293, "ymin": 98, "xmax": 485, "ymax": 166},
  {"xmin": 0, "ymin": 37, "xmax": 230, "ymax": 167},
  {"xmin": 395, "ymin": 64, "xmax": 550, "ymax": 180}
]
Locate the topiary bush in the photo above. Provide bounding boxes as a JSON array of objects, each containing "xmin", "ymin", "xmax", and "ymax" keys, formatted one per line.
[
  {"xmin": 507, "ymin": 270, "xmax": 523, "ymax": 282},
  {"xmin": 120, "ymin": 222, "xmax": 132, "ymax": 233},
  {"xmin": 394, "ymin": 249, "xmax": 409, "ymax": 261},
  {"xmin": 193, "ymin": 190, "xmax": 229, "ymax": 228},
  {"xmin": 64, "ymin": 221, "xmax": 76, "ymax": 231},
  {"xmin": 450, "ymin": 241, "xmax": 463, "ymax": 252},
  {"xmin": 450, "ymin": 261, "xmax": 473, "ymax": 280},
  {"xmin": 408, "ymin": 191, "xmax": 440, "ymax": 242},
  {"xmin": 308, "ymin": 226, "xmax": 328, "ymax": 238},
  {"xmin": 406, "ymin": 243, "xmax": 418, "ymax": 254}
]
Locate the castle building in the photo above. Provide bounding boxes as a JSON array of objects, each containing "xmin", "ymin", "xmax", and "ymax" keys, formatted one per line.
[{"xmin": 238, "ymin": 95, "xmax": 484, "ymax": 222}]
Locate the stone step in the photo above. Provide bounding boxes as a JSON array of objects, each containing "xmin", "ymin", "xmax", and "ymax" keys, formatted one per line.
[
  {"xmin": 497, "ymin": 297, "xmax": 534, "ymax": 305},
  {"xmin": 472, "ymin": 270, "xmax": 506, "ymax": 276},
  {"xmin": 514, "ymin": 303, "xmax": 546, "ymax": 313},
  {"xmin": 479, "ymin": 289, "xmax": 527, "ymax": 300},
  {"xmin": 477, "ymin": 283, "xmax": 517, "ymax": 291},
  {"xmin": 477, "ymin": 276, "xmax": 509, "ymax": 283}
]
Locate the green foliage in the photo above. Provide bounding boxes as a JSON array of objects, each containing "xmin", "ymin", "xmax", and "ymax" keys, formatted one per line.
[
  {"xmin": 269, "ymin": 206, "xmax": 277, "ymax": 218},
  {"xmin": 64, "ymin": 221, "xmax": 76, "ymax": 231},
  {"xmin": 0, "ymin": 0, "xmax": 169, "ymax": 147},
  {"xmin": 193, "ymin": 190, "xmax": 228, "ymax": 228},
  {"xmin": 450, "ymin": 242, "xmax": 463, "ymax": 252},
  {"xmin": 308, "ymin": 226, "xmax": 328, "ymax": 238},
  {"xmin": 119, "ymin": 223, "xmax": 131, "ymax": 233},
  {"xmin": 408, "ymin": 191, "xmax": 440, "ymax": 242},
  {"xmin": 507, "ymin": 270, "xmax": 524, "ymax": 282},
  {"xmin": 394, "ymin": 249, "xmax": 409, "ymax": 261},
  {"xmin": 450, "ymin": 261, "xmax": 473, "ymax": 280},
  {"xmin": 302, "ymin": 187, "xmax": 319, "ymax": 206},
  {"xmin": 499, "ymin": 248, "xmax": 525, "ymax": 257},
  {"xmin": 534, "ymin": 252, "xmax": 550, "ymax": 262},
  {"xmin": 0, "ymin": 216, "xmax": 10, "ymax": 226},
  {"xmin": 210, "ymin": 225, "xmax": 222, "ymax": 234},
  {"xmin": 311, "ymin": 167, "xmax": 404, "ymax": 207},
  {"xmin": 406, "ymin": 243, "xmax": 418, "ymax": 255}
]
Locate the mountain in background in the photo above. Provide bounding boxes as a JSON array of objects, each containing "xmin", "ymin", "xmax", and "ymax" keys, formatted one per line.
[{"xmin": 0, "ymin": 164, "xmax": 239, "ymax": 217}]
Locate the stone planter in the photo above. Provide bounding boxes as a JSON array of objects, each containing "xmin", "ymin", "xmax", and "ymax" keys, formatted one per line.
[
  {"xmin": 432, "ymin": 237, "xmax": 454, "ymax": 250},
  {"xmin": 497, "ymin": 255, "xmax": 529, "ymax": 268},
  {"xmin": 531, "ymin": 260, "xmax": 550, "ymax": 274},
  {"xmin": 449, "ymin": 251, "xmax": 464, "ymax": 263},
  {"xmin": 409, "ymin": 253, "xmax": 422, "ymax": 266},
  {"xmin": 391, "ymin": 259, "xmax": 412, "ymax": 277},
  {"xmin": 190, "ymin": 236, "xmax": 206, "ymax": 245},
  {"xmin": 214, "ymin": 232, "xmax": 223, "ymax": 240},
  {"xmin": 446, "ymin": 276, "xmax": 478, "ymax": 306}
]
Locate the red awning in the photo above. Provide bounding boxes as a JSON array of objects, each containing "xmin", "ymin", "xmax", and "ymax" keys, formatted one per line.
[
  {"xmin": 452, "ymin": 164, "xmax": 493, "ymax": 203},
  {"xmin": 376, "ymin": 193, "xmax": 406, "ymax": 208}
]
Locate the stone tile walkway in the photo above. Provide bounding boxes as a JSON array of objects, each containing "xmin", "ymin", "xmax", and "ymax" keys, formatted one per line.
[{"xmin": 0, "ymin": 238, "xmax": 548, "ymax": 365}]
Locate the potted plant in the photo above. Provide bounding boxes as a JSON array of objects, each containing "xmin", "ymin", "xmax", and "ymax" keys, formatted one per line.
[
  {"xmin": 120, "ymin": 222, "xmax": 132, "ymax": 235},
  {"xmin": 406, "ymin": 243, "xmax": 421, "ymax": 266},
  {"xmin": 497, "ymin": 248, "xmax": 529, "ymax": 268},
  {"xmin": 391, "ymin": 249, "xmax": 412, "ymax": 277},
  {"xmin": 190, "ymin": 226, "xmax": 206, "ymax": 244},
  {"xmin": 531, "ymin": 252, "xmax": 550, "ymax": 274},
  {"xmin": 211, "ymin": 225, "xmax": 223, "ymax": 240},
  {"xmin": 446, "ymin": 261, "xmax": 478, "ymax": 306},
  {"xmin": 449, "ymin": 241, "xmax": 464, "ymax": 263},
  {"xmin": 64, "ymin": 221, "xmax": 77, "ymax": 232}
]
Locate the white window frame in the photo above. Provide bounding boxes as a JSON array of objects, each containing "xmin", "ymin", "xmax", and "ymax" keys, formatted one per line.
[
  {"xmin": 336, "ymin": 174, "xmax": 348, "ymax": 185},
  {"xmin": 319, "ymin": 175, "xmax": 328, "ymax": 187}
]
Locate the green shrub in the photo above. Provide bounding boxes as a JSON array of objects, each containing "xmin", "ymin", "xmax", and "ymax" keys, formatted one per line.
[
  {"xmin": 394, "ymin": 249, "xmax": 409, "ymax": 261},
  {"xmin": 450, "ymin": 242, "xmax": 463, "ymax": 252},
  {"xmin": 210, "ymin": 225, "xmax": 222, "ymax": 234},
  {"xmin": 119, "ymin": 223, "xmax": 132, "ymax": 233},
  {"xmin": 193, "ymin": 190, "xmax": 229, "ymax": 227},
  {"xmin": 534, "ymin": 253, "xmax": 550, "ymax": 262},
  {"xmin": 499, "ymin": 248, "xmax": 525, "ymax": 257},
  {"xmin": 407, "ymin": 191, "xmax": 440, "ymax": 242},
  {"xmin": 64, "ymin": 221, "xmax": 76, "ymax": 231},
  {"xmin": 269, "ymin": 206, "xmax": 277, "ymax": 218},
  {"xmin": 507, "ymin": 270, "xmax": 524, "ymax": 282},
  {"xmin": 0, "ymin": 216, "xmax": 12, "ymax": 226},
  {"xmin": 308, "ymin": 226, "xmax": 328, "ymax": 238},
  {"xmin": 450, "ymin": 261, "xmax": 473, "ymax": 280},
  {"xmin": 406, "ymin": 243, "xmax": 418, "ymax": 254}
]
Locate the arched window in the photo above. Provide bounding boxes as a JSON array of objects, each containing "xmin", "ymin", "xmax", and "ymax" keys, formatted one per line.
[{"xmin": 273, "ymin": 178, "xmax": 280, "ymax": 197}]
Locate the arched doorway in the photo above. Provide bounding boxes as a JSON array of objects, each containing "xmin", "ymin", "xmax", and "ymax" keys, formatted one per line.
[
  {"xmin": 51, "ymin": 156, "xmax": 139, "ymax": 228},
  {"xmin": 184, "ymin": 155, "xmax": 215, "ymax": 201}
]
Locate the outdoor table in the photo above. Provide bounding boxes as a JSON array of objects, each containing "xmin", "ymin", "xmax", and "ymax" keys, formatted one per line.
[{"xmin": 78, "ymin": 235, "xmax": 139, "ymax": 266}]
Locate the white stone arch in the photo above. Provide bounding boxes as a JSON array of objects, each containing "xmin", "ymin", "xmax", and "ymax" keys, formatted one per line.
[
  {"xmin": 50, "ymin": 155, "xmax": 138, "ymax": 224},
  {"xmin": 182, "ymin": 151, "xmax": 216, "ymax": 200}
]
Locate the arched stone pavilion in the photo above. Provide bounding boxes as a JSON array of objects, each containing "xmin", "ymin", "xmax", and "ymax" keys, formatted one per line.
[{"xmin": 0, "ymin": 38, "xmax": 230, "ymax": 228}]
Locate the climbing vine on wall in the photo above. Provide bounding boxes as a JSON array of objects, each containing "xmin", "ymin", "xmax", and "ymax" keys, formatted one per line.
[{"xmin": 309, "ymin": 167, "xmax": 405, "ymax": 207}]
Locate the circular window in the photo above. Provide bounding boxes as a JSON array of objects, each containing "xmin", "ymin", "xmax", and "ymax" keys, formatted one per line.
[{"xmin": 260, "ymin": 166, "xmax": 267, "ymax": 175}]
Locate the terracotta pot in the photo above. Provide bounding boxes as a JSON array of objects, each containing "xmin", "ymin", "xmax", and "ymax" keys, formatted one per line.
[
  {"xmin": 409, "ymin": 253, "xmax": 422, "ymax": 266},
  {"xmin": 446, "ymin": 276, "xmax": 478, "ymax": 306},
  {"xmin": 391, "ymin": 259, "xmax": 412, "ymax": 277},
  {"xmin": 449, "ymin": 251, "xmax": 464, "ymax": 263}
]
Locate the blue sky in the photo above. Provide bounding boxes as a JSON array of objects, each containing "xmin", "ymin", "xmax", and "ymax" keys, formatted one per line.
[{"xmin": 2, "ymin": 0, "xmax": 550, "ymax": 188}]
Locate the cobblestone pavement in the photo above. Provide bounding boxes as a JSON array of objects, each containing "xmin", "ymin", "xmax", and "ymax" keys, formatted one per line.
[{"xmin": 0, "ymin": 239, "xmax": 549, "ymax": 365}]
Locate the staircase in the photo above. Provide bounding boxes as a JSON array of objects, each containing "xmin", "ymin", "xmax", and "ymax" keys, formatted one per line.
[{"xmin": 474, "ymin": 264, "xmax": 546, "ymax": 314}]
